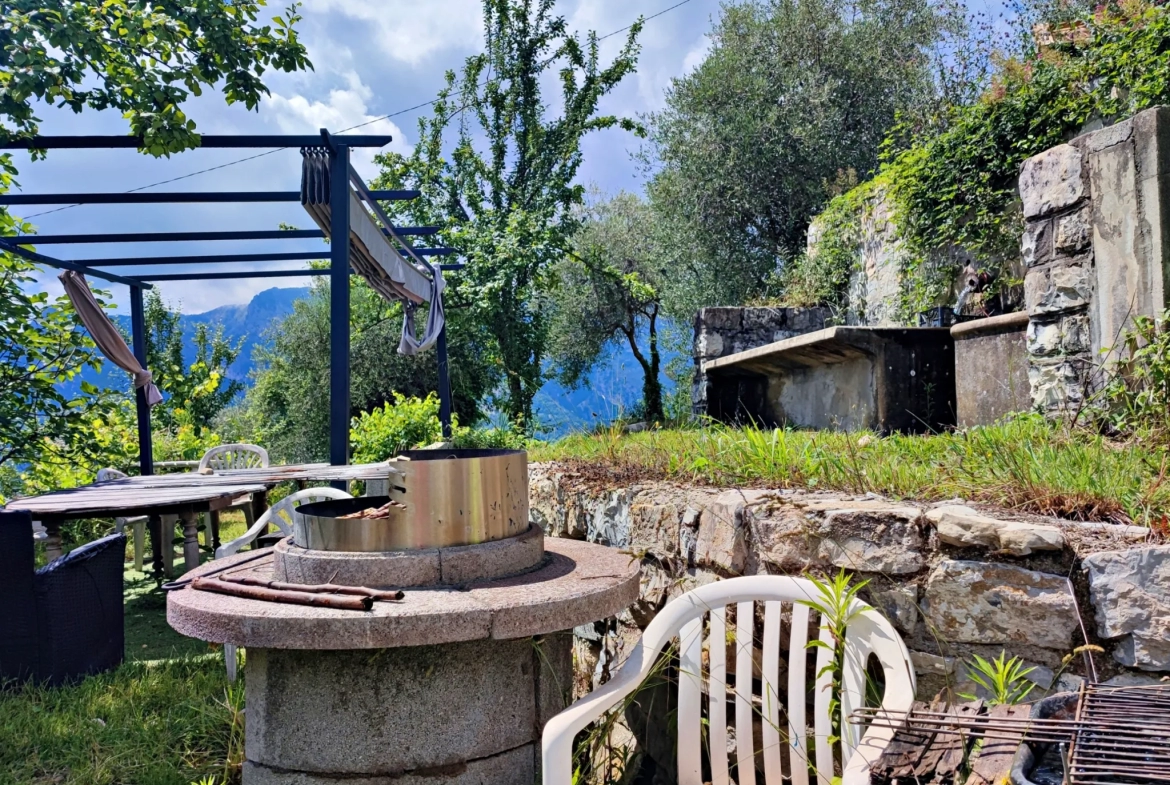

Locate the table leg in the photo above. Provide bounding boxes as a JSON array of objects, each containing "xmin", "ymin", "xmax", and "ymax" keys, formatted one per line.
[
  {"xmin": 148, "ymin": 514, "xmax": 165, "ymax": 580},
  {"xmin": 179, "ymin": 507, "xmax": 200, "ymax": 574},
  {"xmin": 44, "ymin": 518, "xmax": 63, "ymax": 562},
  {"xmin": 253, "ymin": 490, "xmax": 270, "ymax": 538},
  {"xmin": 209, "ymin": 510, "xmax": 222, "ymax": 551}
]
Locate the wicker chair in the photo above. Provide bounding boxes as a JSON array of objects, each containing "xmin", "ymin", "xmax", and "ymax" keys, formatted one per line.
[
  {"xmin": 0, "ymin": 510, "xmax": 126, "ymax": 687},
  {"xmin": 198, "ymin": 444, "xmax": 270, "ymax": 550}
]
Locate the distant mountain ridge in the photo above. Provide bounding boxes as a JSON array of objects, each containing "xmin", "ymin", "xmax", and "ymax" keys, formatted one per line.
[{"xmin": 77, "ymin": 285, "xmax": 676, "ymax": 436}]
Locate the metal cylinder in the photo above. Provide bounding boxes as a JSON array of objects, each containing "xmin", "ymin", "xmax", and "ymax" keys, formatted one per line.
[{"xmin": 294, "ymin": 449, "xmax": 529, "ymax": 551}]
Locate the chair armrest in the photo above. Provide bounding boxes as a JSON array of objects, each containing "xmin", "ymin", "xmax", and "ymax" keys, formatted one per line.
[{"xmin": 215, "ymin": 507, "xmax": 275, "ymax": 559}]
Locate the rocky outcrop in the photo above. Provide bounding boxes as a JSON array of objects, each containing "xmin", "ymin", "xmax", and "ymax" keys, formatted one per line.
[{"xmin": 1084, "ymin": 546, "xmax": 1170, "ymax": 670}]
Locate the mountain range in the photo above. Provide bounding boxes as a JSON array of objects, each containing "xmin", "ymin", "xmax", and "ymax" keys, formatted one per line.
[{"xmin": 86, "ymin": 286, "xmax": 677, "ymax": 437}]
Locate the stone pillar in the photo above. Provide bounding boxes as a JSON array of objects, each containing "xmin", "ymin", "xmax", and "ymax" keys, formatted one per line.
[
  {"xmin": 692, "ymin": 306, "xmax": 829, "ymax": 420},
  {"xmin": 1019, "ymin": 107, "xmax": 1170, "ymax": 415}
]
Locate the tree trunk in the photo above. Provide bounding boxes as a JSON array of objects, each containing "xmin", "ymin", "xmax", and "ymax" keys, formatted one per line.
[{"xmin": 626, "ymin": 310, "xmax": 664, "ymax": 424}]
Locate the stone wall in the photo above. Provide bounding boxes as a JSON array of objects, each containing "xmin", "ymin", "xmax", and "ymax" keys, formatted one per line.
[
  {"xmin": 1019, "ymin": 106, "xmax": 1170, "ymax": 414},
  {"xmin": 691, "ymin": 306, "xmax": 829, "ymax": 420},
  {"xmin": 531, "ymin": 465, "xmax": 1167, "ymax": 708}
]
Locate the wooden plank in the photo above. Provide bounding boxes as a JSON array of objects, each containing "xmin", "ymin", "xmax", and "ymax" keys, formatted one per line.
[
  {"xmin": 966, "ymin": 704, "xmax": 1028, "ymax": 785},
  {"xmin": 6, "ymin": 483, "xmax": 267, "ymax": 518},
  {"xmin": 873, "ymin": 701, "xmax": 939, "ymax": 785},
  {"xmin": 932, "ymin": 702, "xmax": 983, "ymax": 784}
]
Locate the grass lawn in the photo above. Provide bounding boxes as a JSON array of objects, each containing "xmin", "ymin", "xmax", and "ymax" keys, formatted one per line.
[
  {"xmin": 1, "ymin": 515, "xmax": 251, "ymax": 785},
  {"xmin": 532, "ymin": 415, "xmax": 1170, "ymax": 526}
]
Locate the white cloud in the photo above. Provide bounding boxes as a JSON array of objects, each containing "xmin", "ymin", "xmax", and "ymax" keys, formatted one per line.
[
  {"xmin": 301, "ymin": 0, "xmax": 483, "ymax": 65},
  {"xmin": 265, "ymin": 71, "xmax": 412, "ymax": 175}
]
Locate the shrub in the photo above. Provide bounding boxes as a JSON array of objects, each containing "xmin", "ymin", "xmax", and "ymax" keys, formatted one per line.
[{"xmin": 350, "ymin": 393, "xmax": 444, "ymax": 462}]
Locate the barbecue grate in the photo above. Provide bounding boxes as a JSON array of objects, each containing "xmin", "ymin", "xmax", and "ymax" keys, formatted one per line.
[{"xmin": 1066, "ymin": 683, "xmax": 1170, "ymax": 785}]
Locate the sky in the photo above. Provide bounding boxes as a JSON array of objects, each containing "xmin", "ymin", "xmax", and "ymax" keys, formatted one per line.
[{"xmin": 13, "ymin": 0, "xmax": 720, "ymax": 314}]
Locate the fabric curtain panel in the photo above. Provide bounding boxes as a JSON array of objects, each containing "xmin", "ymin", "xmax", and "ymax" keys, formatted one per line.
[
  {"xmin": 58, "ymin": 270, "xmax": 162, "ymax": 406},
  {"xmin": 398, "ymin": 267, "xmax": 446, "ymax": 356}
]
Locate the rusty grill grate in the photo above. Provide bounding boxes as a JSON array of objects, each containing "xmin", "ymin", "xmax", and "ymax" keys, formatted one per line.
[{"xmin": 1066, "ymin": 683, "xmax": 1170, "ymax": 785}]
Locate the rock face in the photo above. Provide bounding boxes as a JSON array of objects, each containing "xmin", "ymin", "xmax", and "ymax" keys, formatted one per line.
[
  {"xmin": 927, "ymin": 505, "xmax": 1063, "ymax": 556},
  {"xmin": 923, "ymin": 560, "xmax": 1080, "ymax": 650},
  {"xmin": 1084, "ymin": 547, "xmax": 1170, "ymax": 670}
]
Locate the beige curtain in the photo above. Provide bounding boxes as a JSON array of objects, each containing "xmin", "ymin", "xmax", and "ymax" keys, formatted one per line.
[{"xmin": 59, "ymin": 271, "xmax": 163, "ymax": 406}]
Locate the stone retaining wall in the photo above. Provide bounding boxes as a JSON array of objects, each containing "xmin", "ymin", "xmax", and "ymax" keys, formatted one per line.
[{"xmin": 530, "ymin": 465, "xmax": 1167, "ymax": 704}]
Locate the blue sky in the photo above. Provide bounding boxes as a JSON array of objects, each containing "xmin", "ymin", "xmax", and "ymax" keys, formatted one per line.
[{"xmin": 13, "ymin": 0, "xmax": 720, "ymax": 314}]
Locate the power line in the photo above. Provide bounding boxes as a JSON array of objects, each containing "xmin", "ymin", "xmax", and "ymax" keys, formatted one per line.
[{"xmin": 21, "ymin": 0, "xmax": 696, "ymax": 221}]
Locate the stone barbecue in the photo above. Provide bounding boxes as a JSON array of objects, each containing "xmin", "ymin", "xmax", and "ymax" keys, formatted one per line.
[{"xmin": 168, "ymin": 449, "xmax": 639, "ymax": 785}]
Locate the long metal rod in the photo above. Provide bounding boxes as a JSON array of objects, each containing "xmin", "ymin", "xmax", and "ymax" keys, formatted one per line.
[
  {"xmin": 78, "ymin": 250, "xmax": 324, "ymax": 267},
  {"xmin": 0, "ymin": 239, "xmax": 152, "ymax": 288},
  {"xmin": 0, "ymin": 189, "xmax": 420, "ymax": 205},
  {"xmin": 127, "ymin": 269, "xmax": 327, "ymax": 282},
  {"xmin": 9, "ymin": 226, "xmax": 442, "ymax": 245},
  {"xmin": 129, "ymin": 285, "xmax": 154, "ymax": 478},
  {"xmin": 329, "ymin": 144, "xmax": 352, "ymax": 471},
  {"xmin": 0, "ymin": 134, "xmax": 396, "ymax": 150}
]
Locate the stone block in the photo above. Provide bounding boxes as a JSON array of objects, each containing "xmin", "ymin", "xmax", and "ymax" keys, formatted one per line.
[
  {"xmin": 1020, "ymin": 144, "xmax": 1086, "ymax": 219},
  {"xmin": 1028, "ymin": 357, "xmax": 1088, "ymax": 411},
  {"xmin": 440, "ymin": 524, "xmax": 545, "ymax": 585},
  {"xmin": 1022, "ymin": 219, "xmax": 1053, "ymax": 268},
  {"xmin": 751, "ymin": 504, "xmax": 821, "ymax": 572},
  {"xmin": 923, "ymin": 560, "xmax": 1079, "ymax": 650},
  {"xmin": 813, "ymin": 505, "xmax": 927, "ymax": 574},
  {"xmin": 1025, "ymin": 261, "xmax": 1092, "ymax": 316},
  {"xmin": 629, "ymin": 501, "xmax": 682, "ymax": 558},
  {"xmin": 694, "ymin": 331, "xmax": 724, "ymax": 359},
  {"xmin": 1055, "ymin": 208, "xmax": 1092, "ymax": 254},
  {"xmin": 927, "ymin": 505, "xmax": 1063, "ymax": 556},
  {"xmin": 245, "ymin": 639, "xmax": 539, "ymax": 775},
  {"xmin": 696, "ymin": 307, "xmax": 743, "ymax": 333},
  {"xmin": 871, "ymin": 585, "xmax": 920, "ymax": 634},
  {"xmin": 694, "ymin": 491, "xmax": 757, "ymax": 574},
  {"xmin": 1084, "ymin": 546, "xmax": 1170, "ymax": 670},
  {"xmin": 243, "ymin": 743, "xmax": 535, "ymax": 785},
  {"xmin": 1026, "ymin": 314, "xmax": 1090, "ymax": 357},
  {"xmin": 586, "ymin": 490, "xmax": 631, "ymax": 547}
]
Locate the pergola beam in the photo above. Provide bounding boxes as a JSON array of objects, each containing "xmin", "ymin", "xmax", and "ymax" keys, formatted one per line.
[
  {"xmin": 0, "ymin": 134, "xmax": 396, "ymax": 150},
  {"xmin": 126, "ymin": 269, "xmax": 325, "ymax": 282},
  {"xmin": 9, "ymin": 227, "xmax": 441, "ymax": 244},
  {"xmin": 0, "ymin": 239, "xmax": 153, "ymax": 288},
  {"xmin": 0, "ymin": 190, "xmax": 420, "ymax": 205}
]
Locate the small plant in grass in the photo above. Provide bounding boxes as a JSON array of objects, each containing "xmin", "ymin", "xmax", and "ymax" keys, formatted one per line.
[
  {"xmin": 801, "ymin": 570, "xmax": 871, "ymax": 745},
  {"xmin": 959, "ymin": 651, "xmax": 1037, "ymax": 706}
]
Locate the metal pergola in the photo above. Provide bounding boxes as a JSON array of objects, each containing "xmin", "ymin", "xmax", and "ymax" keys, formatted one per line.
[{"xmin": 0, "ymin": 130, "xmax": 458, "ymax": 476}]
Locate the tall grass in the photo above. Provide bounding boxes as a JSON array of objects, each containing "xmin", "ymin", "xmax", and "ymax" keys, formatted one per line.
[
  {"xmin": 0, "ymin": 656, "xmax": 242, "ymax": 785},
  {"xmin": 532, "ymin": 415, "xmax": 1170, "ymax": 525}
]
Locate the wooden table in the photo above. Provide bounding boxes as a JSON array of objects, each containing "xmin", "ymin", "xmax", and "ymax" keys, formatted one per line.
[{"xmin": 5, "ymin": 462, "xmax": 401, "ymax": 576}]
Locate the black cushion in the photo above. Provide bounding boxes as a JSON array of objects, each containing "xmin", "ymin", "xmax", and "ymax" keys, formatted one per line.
[{"xmin": 0, "ymin": 510, "xmax": 39, "ymax": 683}]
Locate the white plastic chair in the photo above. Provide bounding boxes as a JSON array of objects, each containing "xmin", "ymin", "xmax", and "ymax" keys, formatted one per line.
[
  {"xmin": 198, "ymin": 443, "xmax": 270, "ymax": 549},
  {"xmin": 96, "ymin": 468, "xmax": 148, "ymax": 572},
  {"xmin": 214, "ymin": 486, "xmax": 352, "ymax": 681},
  {"xmin": 541, "ymin": 575, "xmax": 916, "ymax": 785},
  {"xmin": 214, "ymin": 486, "xmax": 351, "ymax": 559}
]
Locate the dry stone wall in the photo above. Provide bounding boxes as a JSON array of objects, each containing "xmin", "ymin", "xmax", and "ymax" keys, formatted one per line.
[{"xmin": 530, "ymin": 465, "xmax": 1165, "ymax": 703}]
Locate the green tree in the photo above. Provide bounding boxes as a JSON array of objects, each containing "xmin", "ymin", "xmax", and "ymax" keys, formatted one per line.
[
  {"xmin": 372, "ymin": 0, "xmax": 643, "ymax": 426},
  {"xmin": 243, "ymin": 273, "xmax": 498, "ymax": 463},
  {"xmin": 548, "ymin": 192, "xmax": 666, "ymax": 422},
  {"xmin": 646, "ymin": 0, "xmax": 962, "ymax": 318},
  {"xmin": 0, "ymin": 1, "xmax": 310, "ymax": 151},
  {"xmin": 0, "ymin": 247, "xmax": 113, "ymax": 472},
  {"xmin": 141, "ymin": 290, "xmax": 243, "ymax": 432}
]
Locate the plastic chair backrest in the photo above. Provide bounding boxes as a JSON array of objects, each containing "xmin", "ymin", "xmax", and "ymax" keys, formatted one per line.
[
  {"xmin": 199, "ymin": 444, "xmax": 269, "ymax": 471},
  {"xmin": 95, "ymin": 467, "xmax": 128, "ymax": 482},
  {"xmin": 214, "ymin": 487, "xmax": 351, "ymax": 558},
  {"xmin": 541, "ymin": 575, "xmax": 916, "ymax": 785}
]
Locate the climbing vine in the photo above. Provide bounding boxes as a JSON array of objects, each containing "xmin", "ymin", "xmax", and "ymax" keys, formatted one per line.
[{"xmin": 789, "ymin": 0, "xmax": 1170, "ymax": 323}]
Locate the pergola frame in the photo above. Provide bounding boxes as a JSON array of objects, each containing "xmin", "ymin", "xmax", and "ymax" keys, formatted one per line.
[{"xmin": 0, "ymin": 130, "xmax": 458, "ymax": 476}]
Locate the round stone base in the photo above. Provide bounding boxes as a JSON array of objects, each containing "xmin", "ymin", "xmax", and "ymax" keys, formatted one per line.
[
  {"xmin": 272, "ymin": 523, "xmax": 545, "ymax": 588},
  {"xmin": 241, "ymin": 633, "xmax": 571, "ymax": 784}
]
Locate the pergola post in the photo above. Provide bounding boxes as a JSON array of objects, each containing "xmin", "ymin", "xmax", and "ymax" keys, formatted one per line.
[
  {"xmin": 329, "ymin": 144, "xmax": 352, "ymax": 467},
  {"xmin": 437, "ymin": 324, "xmax": 453, "ymax": 439},
  {"xmin": 129, "ymin": 284, "xmax": 154, "ymax": 477}
]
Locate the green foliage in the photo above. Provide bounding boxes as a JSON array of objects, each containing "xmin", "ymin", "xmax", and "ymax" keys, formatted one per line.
[
  {"xmin": 0, "ymin": 0, "xmax": 310, "ymax": 153},
  {"xmin": 646, "ymin": 0, "xmax": 964, "ymax": 319},
  {"xmin": 244, "ymin": 271, "xmax": 496, "ymax": 463},
  {"xmin": 548, "ymin": 192, "xmax": 666, "ymax": 422},
  {"xmin": 372, "ymin": 0, "xmax": 643, "ymax": 425},
  {"xmin": 533, "ymin": 415, "xmax": 1170, "ymax": 525},
  {"xmin": 872, "ymin": 0, "xmax": 1170, "ymax": 320},
  {"xmin": 959, "ymin": 651, "xmax": 1037, "ymax": 705},
  {"xmin": 350, "ymin": 393, "xmax": 445, "ymax": 463},
  {"xmin": 143, "ymin": 290, "xmax": 243, "ymax": 433},
  {"xmin": 802, "ymin": 570, "xmax": 871, "ymax": 744},
  {"xmin": 0, "ymin": 656, "xmax": 243, "ymax": 785},
  {"xmin": 1100, "ymin": 312, "xmax": 1170, "ymax": 435},
  {"xmin": 0, "ymin": 246, "xmax": 119, "ymax": 473}
]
